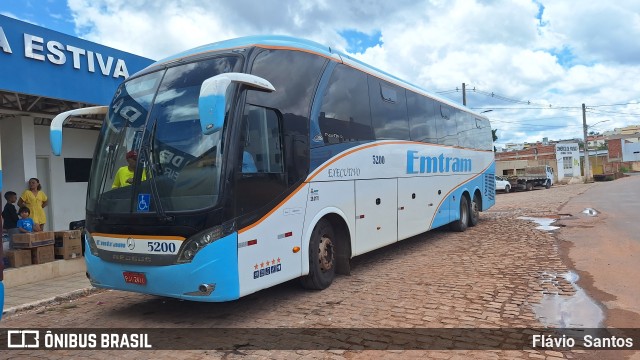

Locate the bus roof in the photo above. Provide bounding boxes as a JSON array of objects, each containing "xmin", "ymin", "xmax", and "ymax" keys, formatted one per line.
[{"xmin": 142, "ymin": 35, "xmax": 488, "ymax": 119}]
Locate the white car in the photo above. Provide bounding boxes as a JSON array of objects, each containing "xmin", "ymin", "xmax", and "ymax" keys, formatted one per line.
[{"xmin": 495, "ymin": 175, "xmax": 511, "ymax": 193}]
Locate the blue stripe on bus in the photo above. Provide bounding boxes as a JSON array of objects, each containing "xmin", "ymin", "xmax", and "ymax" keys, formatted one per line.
[
  {"xmin": 85, "ymin": 233, "xmax": 240, "ymax": 302},
  {"xmin": 430, "ymin": 165, "xmax": 495, "ymax": 229}
]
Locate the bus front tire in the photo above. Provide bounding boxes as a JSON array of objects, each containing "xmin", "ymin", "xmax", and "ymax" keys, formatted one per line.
[
  {"xmin": 300, "ymin": 219, "xmax": 335, "ymax": 290},
  {"xmin": 450, "ymin": 196, "xmax": 469, "ymax": 232}
]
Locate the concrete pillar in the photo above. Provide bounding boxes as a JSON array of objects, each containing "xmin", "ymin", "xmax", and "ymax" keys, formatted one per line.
[{"xmin": 0, "ymin": 116, "xmax": 37, "ymax": 197}]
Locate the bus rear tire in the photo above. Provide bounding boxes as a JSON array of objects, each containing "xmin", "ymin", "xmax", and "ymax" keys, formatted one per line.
[
  {"xmin": 300, "ymin": 219, "xmax": 335, "ymax": 290},
  {"xmin": 450, "ymin": 196, "xmax": 469, "ymax": 232},
  {"xmin": 469, "ymin": 193, "xmax": 480, "ymax": 227}
]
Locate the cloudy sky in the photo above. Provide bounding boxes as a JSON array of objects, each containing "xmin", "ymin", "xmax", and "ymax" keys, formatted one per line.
[{"xmin": 3, "ymin": 0, "xmax": 640, "ymax": 148}]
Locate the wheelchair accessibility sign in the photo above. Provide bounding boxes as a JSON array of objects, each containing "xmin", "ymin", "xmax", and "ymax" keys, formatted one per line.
[{"xmin": 137, "ymin": 194, "xmax": 150, "ymax": 212}]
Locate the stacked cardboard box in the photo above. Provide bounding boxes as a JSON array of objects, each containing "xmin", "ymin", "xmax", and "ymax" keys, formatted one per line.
[
  {"xmin": 7, "ymin": 249, "xmax": 32, "ymax": 267},
  {"xmin": 31, "ymin": 245, "xmax": 55, "ymax": 264},
  {"xmin": 11, "ymin": 231, "xmax": 56, "ymax": 265},
  {"xmin": 54, "ymin": 230, "xmax": 83, "ymax": 260},
  {"xmin": 12, "ymin": 231, "xmax": 55, "ymax": 248}
]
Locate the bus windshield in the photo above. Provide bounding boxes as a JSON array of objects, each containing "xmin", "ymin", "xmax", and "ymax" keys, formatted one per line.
[{"xmin": 87, "ymin": 56, "xmax": 240, "ymax": 214}]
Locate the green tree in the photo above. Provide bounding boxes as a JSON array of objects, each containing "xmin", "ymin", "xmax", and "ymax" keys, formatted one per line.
[{"xmin": 492, "ymin": 129, "xmax": 498, "ymax": 152}]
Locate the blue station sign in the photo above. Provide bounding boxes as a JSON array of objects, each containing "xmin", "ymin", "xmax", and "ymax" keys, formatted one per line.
[{"xmin": 0, "ymin": 15, "xmax": 154, "ymax": 105}]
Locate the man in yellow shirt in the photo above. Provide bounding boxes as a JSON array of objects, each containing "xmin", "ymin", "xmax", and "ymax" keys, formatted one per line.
[{"xmin": 112, "ymin": 151, "xmax": 146, "ymax": 188}]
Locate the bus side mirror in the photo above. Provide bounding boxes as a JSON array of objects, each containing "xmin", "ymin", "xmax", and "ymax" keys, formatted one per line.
[
  {"xmin": 50, "ymin": 106, "xmax": 108, "ymax": 156},
  {"xmin": 198, "ymin": 73, "xmax": 275, "ymax": 135}
]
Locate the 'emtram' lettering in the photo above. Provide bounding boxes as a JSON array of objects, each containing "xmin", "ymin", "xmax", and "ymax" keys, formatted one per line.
[{"xmin": 406, "ymin": 150, "xmax": 472, "ymax": 174}]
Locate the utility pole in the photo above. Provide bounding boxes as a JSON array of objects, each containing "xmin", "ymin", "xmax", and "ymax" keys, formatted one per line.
[
  {"xmin": 462, "ymin": 83, "xmax": 466, "ymax": 106},
  {"xmin": 582, "ymin": 103, "xmax": 591, "ymax": 183}
]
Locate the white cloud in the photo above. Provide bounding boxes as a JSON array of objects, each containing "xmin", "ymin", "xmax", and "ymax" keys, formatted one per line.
[
  {"xmin": 541, "ymin": 1, "xmax": 640, "ymax": 65},
  {"xmin": 64, "ymin": 0, "xmax": 640, "ymax": 147}
]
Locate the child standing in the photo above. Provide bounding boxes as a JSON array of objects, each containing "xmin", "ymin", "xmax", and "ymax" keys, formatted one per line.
[
  {"xmin": 2, "ymin": 191, "xmax": 19, "ymax": 237},
  {"xmin": 17, "ymin": 207, "xmax": 39, "ymax": 233}
]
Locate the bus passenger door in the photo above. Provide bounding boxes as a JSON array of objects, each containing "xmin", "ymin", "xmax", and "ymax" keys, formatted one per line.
[
  {"xmin": 234, "ymin": 105, "xmax": 302, "ymax": 296},
  {"xmin": 354, "ymin": 179, "xmax": 398, "ymax": 255}
]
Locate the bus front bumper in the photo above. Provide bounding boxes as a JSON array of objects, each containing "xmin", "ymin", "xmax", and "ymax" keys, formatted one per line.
[{"xmin": 85, "ymin": 233, "xmax": 240, "ymax": 302}]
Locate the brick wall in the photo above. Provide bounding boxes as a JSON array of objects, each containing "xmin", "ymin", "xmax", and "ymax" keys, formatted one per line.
[
  {"xmin": 608, "ymin": 139, "xmax": 623, "ymax": 161},
  {"xmin": 495, "ymin": 144, "xmax": 557, "ymax": 161}
]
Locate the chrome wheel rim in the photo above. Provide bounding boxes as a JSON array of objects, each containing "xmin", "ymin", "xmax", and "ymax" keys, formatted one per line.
[{"xmin": 318, "ymin": 235, "xmax": 334, "ymax": 272}]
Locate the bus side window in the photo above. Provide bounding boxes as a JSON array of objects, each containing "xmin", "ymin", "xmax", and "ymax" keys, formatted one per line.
[
  {"xmin": 235, "ymin": 105, "xmax": 288, "ymax": 218},
  {"xmin": 318, "ymin": 64, "xmax": 373, "ymax": 144},
  {"xmin": 456, "ymin": 111, "xmax": 473, "ymax": 148},
  {"xmin": 241, "ymin": 105, "xmax": 284, "ymax": 174},
  {"xmin": 369, "ymin": 77, "xmax": 410, "ymax": 140},
  {"xmin": 407, "ymin": 91, "xmax": 438, "ymax": 143},
  {"xmin": 437, "ymin": 105, "xmax": 457, "ymax": 146}
]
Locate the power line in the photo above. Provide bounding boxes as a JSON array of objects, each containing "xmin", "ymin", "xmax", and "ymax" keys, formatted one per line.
[
  {"xmin": 586, "ymin": 108, "xmax": 640, "ymax": 116},
  {"xmin": 472, "ymin": 89, "xmax": 551, "ymax": 107},
  {"xmin": 490, "ymin": 119, "xmax": 582, "ymax": 128},
  {"xmin": 435, "ymin": 89, "xmax": 459, "ymax": 95},
  {"xmin": 441, "ymin": 85, "xmax": 640, "ymax": 110},
  {"xmin": 436, "ymin": 87, "xmax": 552, "ymax": 107},
  {"xmin": 490, "ymin": 117, "xmax": 578, "ymax": 125},
  {"xmin": 587, "ymin": 102, "xmax": 640, "ymax": 108},
  {"xmin": 471, "ymin": 106, "xmax": 581, "ymax": 110},
  {"xmin": 491, "ymin": 123, "xmax": 576, "ymax": 129}
]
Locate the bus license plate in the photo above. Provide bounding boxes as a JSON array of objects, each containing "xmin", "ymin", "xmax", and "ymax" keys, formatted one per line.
[{"xmin": 123, "ymin": 271, "xmax": 147, "ymax": 285}]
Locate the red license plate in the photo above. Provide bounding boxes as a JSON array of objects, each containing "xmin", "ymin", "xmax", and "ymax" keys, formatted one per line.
[{"xmin": 123, "ymin": 271, "xmax": 147, "ymax": 285}]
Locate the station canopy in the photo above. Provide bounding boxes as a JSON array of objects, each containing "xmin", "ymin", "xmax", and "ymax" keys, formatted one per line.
[{"xmin": 0, "ymin": 15, "xmax": 154, "ymax": 130}]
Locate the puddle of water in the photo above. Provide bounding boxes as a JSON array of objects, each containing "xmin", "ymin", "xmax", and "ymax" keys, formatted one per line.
[
  {"xmin": 518, "ymin": 216, "xmax": 560, "ymax": 231},
  {"xmin": 531, "ymin": 271, "xmax": 604, "ymax": 328},
  {"xmin": 582, "ymin": 208, "xmax": 599, "ymax": 216},
  {"xmin": 563, "ymin": 271, "xmax": 579, "ymax": 283}
]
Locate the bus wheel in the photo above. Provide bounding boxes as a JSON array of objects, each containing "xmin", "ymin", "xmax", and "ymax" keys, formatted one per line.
[
  {"xmin": 469, "ymin": 193, "xmax": 480, "ymax": 227},
  {"xmin": 545, "ymin": 180, "xmax": 551, "ymax": 189},
  {"xmin": 300, "ymin": 219, "xmax": 335, "ymax": 290},
  {"xmin": 450, "ymin": 196, "xmax": 469, "ymax": 232}
]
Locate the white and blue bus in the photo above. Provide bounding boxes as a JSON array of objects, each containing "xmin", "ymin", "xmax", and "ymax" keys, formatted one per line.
[{"xmin": 50, "ymin": 36, "xmax": 495, "ymax": 301}]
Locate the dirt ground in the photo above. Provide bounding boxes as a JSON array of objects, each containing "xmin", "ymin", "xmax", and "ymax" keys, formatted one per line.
[{"xmin": 554, "ymin": 176, "xmax": 640, "ymax": 360}]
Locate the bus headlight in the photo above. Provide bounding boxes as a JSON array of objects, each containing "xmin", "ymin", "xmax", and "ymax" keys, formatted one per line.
[
  {"xmin": 176, "ymin": 226, "xmax": 223, "ymax": 263},
  {"xmin": 84, "ymin": 230, "xmax": 99, "ymax": 256}
]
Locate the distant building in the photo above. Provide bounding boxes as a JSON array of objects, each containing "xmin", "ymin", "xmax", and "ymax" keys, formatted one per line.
[
  {"xmin": 503, "ymin": 143, "xmax": 524, "ymax": 151},
  {"xmin": 603, "ymin": 124, "xmax": 640, "ymax": 137},
  {"xmin": 587, "ymin": 135, "xmax": 606, "ymax": 148},
  {"xmin": 607, "ymin": 134, "xmax": 640, "ymax": 172},
  {"xmin": 495, "ymin": 142, "xmax": 581, "ymax": 182}
]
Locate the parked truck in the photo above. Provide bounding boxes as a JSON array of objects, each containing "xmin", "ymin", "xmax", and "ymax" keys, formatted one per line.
[{"xmin": 504, "ymin": 165, "xmax": 554, "ymax": 191}]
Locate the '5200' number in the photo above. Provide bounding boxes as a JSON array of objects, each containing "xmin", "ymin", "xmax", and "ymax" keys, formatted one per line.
[{"xmin": 147, "ymin": 241, "xmax": 176, "ymax": 253}]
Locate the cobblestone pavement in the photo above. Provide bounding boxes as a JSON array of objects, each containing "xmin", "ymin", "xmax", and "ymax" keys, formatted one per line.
[{"xmin": 2, "ymin": 183, "xmax": 628, "ymax": 359}]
